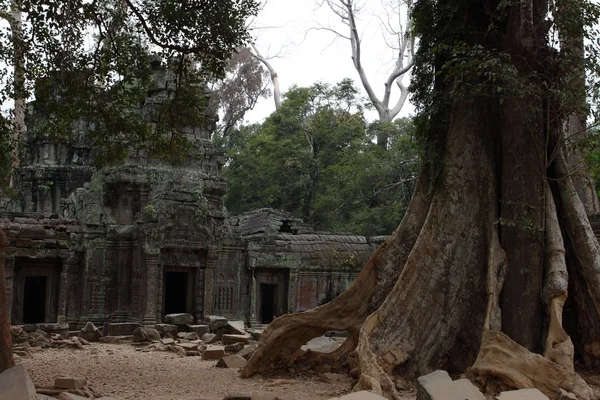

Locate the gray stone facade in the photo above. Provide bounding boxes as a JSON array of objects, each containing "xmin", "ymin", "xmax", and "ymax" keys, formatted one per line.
[{"xmin": 1, "ymin": 63, "xmax": 384, "ymax": 329}]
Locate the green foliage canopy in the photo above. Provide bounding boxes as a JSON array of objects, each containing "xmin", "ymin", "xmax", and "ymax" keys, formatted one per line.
[{"xmin": 217, "ymin": 79, "xmax": 419, "ymax": 236}]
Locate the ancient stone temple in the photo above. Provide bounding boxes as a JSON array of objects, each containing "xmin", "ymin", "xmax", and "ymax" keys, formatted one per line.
[{"xmin": 1, "ymin": 62, "xmax": 383, "ymax": 330}]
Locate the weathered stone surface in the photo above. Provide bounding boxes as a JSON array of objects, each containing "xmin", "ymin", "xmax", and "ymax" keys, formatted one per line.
[
  {"xmin": 223, "ymin": 392, "xmax": 280, "ymax": 400},
  {"xmin": 301, "ymin": 336, "xmax": 341, "ymax": 353},
  {"xmin": 227, "ymin": 321, "xmax": 246, "ymax": 335},
  {"xmin": 161, "ymin": 338, "xmax": 176, "ymax": 345},
  {"xmin": 202, "ymin": 333, "xmax": 218, "ymax": 344},
  {"xmin": 222, "ymin": 334, "xmax": 251, "ymax": 345},
  {"xmin": 188, "ymin": 325, "xmax": 210, "ymax": 336},
  {"xmin": 35, "ymin": 323, "xmax": 69, "ymax": 338},
  {"xmin": 155, "ymin": 324, "xmax": 178, "ymax": 337},
  {"xmin": 238, "ymin": 344, "xmax": 257, "ymax": 360},
  {"xmin": 216, "ymin": 354, "xmax": 248, "ymax": 368},
  {"xmin": 328, "ymin": 392, "xmax": 387, "ymax": 400},
  {"xmin": 54, "ymin": 377, "xmax": 87, "ymax": 390},
  {"xmin": 36, "ymin": 395, "xmax": 54, "ymax": 400},
  {"xmin": 417, "ymin": 370, "xmax": 485, "ymax": 400},
  {"xmin": 179, "ymin": 342, "xmax": 199, "ymax": 351},
  {"xmin": 78, "ymin": 322, "xmax": 102, "ymax": 342},
  {"xmin": 0, "ymin": 364, "xmax": 37, "ymax": 400},
  {"xmin": 132, "ymin": 327, "xmax": 160, "ymax": 343},
  {"xmin": 246, "ymin": 329, "xmax": 262, "ymax": 341},
  {"xmin": 107, "ymin": 323, "xmax": 142, "ymax": 336},
  {"xmin": 183, "ymin": 332, "xmax": 199, "ymax": 340},
  {"xmin": 225, "ymin": 342, "xmax": 244, "ymax": 353},
  {"xmin": 498, "ymin": 389, "xmax": 550, "ymax": 400},
  {"xmin": 206, "ymin": 315, "xmax": 228, "ymax": 331},
  {"xmin": 202, "ymin": 346, "xmax": 225, "ymax": 360},
  {"xmin": 554, "ymin": 389, "xmax": 578, "ymax": 400},
  {"xmin": 164, "ymin": 313, "xmax": 194, "ymax": 326},
  {"xmin": 99, "ymin": 336, "xmax": 121, "ymax": 344}
]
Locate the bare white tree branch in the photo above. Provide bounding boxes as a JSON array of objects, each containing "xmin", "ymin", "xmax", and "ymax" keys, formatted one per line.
[{"xmin": 250, "ymin": 44, "xmax": 282, "ymax": 110}]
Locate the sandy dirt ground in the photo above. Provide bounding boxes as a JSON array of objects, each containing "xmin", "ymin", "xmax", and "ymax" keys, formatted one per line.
[{"xmin": 18, "ymin": 343, "xmax": 418, "ymax": 400}]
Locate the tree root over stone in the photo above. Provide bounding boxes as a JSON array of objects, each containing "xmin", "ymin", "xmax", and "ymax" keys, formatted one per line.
[{"xmin": 241, "ymin": 96, "xmax": 600, "ymax": 400}]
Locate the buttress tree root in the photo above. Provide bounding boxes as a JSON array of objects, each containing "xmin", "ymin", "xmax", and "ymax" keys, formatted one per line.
[
  {"xmin": 241, "ymin": 98, "xmax": 600, "ymax": 398},
  {"xmin": 0, "ymin": 228, "xmax": 15, "ymax": 374}
]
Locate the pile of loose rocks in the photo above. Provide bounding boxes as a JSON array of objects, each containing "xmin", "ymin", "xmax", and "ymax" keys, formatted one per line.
[
  {"xmin": 129, "ymin": 314, "xmax": 257, "ymax": 368},
  {"xmin": 11, "ymin": 325, "xmax": 95, "ymax": 359}
]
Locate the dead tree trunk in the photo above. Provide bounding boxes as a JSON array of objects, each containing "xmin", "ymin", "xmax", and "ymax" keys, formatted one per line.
[
  {"xmin": 241, "ymin": 0, "xmax": 600, "ymax": 398},
  {"xmin": 0, "ymin": 229, "xmax": 15, "ymax": 373}
]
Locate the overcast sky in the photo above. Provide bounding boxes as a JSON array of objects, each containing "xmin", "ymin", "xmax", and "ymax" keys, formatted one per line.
[{"xmin": 244, "ymin": 0, "xmax": 416, "ymax": 124}]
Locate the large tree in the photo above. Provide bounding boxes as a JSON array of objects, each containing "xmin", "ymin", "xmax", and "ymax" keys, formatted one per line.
[{"xmin": 241, "ymin": 0, "xmax": 600, "ymax": 398}]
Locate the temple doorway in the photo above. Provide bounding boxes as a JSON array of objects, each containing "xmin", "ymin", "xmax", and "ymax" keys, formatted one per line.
[
  {"xmin": 163, "ymin": 268, "xmax": 195, "ymax": 317},
  {"xmin": 259, "ymin": 283, "xmax": 277, "ymax": 323},
  {"xmin": 12, "ymin": 258, "xmax": 61, "ymax": 325},
  {"xmin": 255, "ymin": 269, "xmax": 288, "ymax": 324},
  {"xmin": 23, "ymin": 276, "xmax": 47, "ymax": 323}
]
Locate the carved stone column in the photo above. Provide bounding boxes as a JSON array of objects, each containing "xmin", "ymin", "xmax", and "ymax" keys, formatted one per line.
[
  {"xmin": 249, "ymin": 270, "xmax": 258, "ymax": 327},
  {"xmin": 4, "ymin": 257, "xmax": 14, "ymax": 322},
  {"xmin": 142, "ymin": 248, "xmax": 159, "ymax": 326},
  {"xmin": 287, "ymin": 270, "xmax": 298, "ymax": 314},
  {"xmin": 56, "ymin": 258, "xmax": 70, "ymax": 324},
  {"xmin": 202, "ymin": 246, "xmax": 218, "ymax": 319}
]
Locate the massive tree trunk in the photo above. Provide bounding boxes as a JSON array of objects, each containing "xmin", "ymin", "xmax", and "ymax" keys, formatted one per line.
[
  {"xmin": 0, "ymin": 229, "xmax": 15, "ymax": 374},
  {"xmin": 241, "ymin": 0, "xmax": 600, "ymax": 398}
]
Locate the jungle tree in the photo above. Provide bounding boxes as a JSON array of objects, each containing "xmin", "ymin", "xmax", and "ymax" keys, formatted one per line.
[{"xmin": 241, "ymin": 0, "xmax": 600, "ymax": 398}]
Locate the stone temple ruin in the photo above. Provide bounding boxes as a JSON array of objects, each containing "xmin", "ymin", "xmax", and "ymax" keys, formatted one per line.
[{"xmin": 0, "ymin": 61, "xmax": 385, "ymax": 333}]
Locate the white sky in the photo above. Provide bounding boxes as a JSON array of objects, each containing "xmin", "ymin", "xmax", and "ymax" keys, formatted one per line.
[{"xmin": 243, "ymin": 0, "xmax": 416, "ymax": 124}]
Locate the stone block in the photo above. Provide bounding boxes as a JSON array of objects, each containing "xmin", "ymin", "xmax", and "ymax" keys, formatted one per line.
[
  {"xmin": 183, "ymin": 332, "xmax": 199, "ymax": 340},
  {"xmin": 202, "ymin": 346, "xmax": 225, "ymax": 360},
  {"xmin": 239, "ymin": 344, "xmax": 257, "ymax": 360},
  {"xmin": 225, "ymin": 342, "xmax": 244, "ymax": 353},
  {"xmin": 205, "ymin": 315, "xmax": 228, "ymax": 331},
  {"xmin": 78, "ymin": 322, "xmax": 102, "ymax": 342},
  {"xmin": 202, "ymin": 333, "xmax": 218, "ymax": 344},
  {"xmin": 227, "ymin": 320, "xmax": 246, "ymax": 335},
  {"xmin": 0, "ymin": 364, "xmax": 37, "ymax": 400},
  {"xmin": 498, "ymin": 389, "xmax": 550, "ymax": 400},
  {"xmin": 328, "ymin": 391, "xmax": 387, "ymax": 400},
  {"xmin": 54, "ymin": 377, "xmax": 87, "ymax": 390},
  {"xmin": 161, "ymin": 338, "xmax": 176, "ymax": 345},
  {"xmin": 417, "ymin": 370, "xmax": 485, "ymax": 400},
  {"xmin": 179, "ymin": 342, "xmax": 199, "ymax": 351},
  {"xmin": 247, "ymin": 329, "xmax": 262, "ymax": 341},
  {"xmin": 223, "ymin": 392, "xmax": 280, "ymax": 400},
  {"xmin": 107, "ymin": 322, "xmax": 142, "ymax": 336},
  {"xmin": 155, "ymin": 323, "xmax": 178, "ymax": 337},
  {"xmin": 222, "ymin": 334, "xmax": 251, "ymax": 345},
  {"xmin": 164, "ymin": 313, "xmax": 194, "ymax": 325},
  {"xmin": 132, "ymin": 327, "xmax": 160, "ymax": 343},
  {"xmin": 216, "ymin": 354, "xmax": 248, "ymax": 368},
  {"xmin": 188, "ymin": 324, "xmax": 210, "ymax": 336}
]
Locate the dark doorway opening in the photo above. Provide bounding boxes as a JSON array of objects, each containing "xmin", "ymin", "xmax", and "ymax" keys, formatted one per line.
[
  {"xmin": 23, "ymin": 276, "xmax": 47, "ymax": 323},
  {"xmin": 260, "ymin": 283, "xmax": 277, "ymax": 323},
  {"xmin": 164, "ymin": 272, "xmax": 187, "ymax": 315}
]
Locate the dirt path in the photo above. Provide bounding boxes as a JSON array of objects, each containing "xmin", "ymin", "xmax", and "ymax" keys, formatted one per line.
[{"xmin": 19, "ymin": 343, "xmax": 385, "ymax": 400}]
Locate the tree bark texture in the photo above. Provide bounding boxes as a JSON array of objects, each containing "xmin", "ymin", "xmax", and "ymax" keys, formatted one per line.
[
  {"xmin": 241, "ymin": 0, "xmax": 600, "ymax": 398},
  {"xmin": 0, "ymin": 229, "xmax": 15, "ymax": 373}
]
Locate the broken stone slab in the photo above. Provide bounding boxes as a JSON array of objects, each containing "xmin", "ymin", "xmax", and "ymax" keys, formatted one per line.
[
  {"xmin": 239, "ymin": 344, "xmax": 257, "ymax": 360},
  {"xmin": 417, "ymin": 370, "xmax": 485, "ymax": 400},
  {"xmin": 202, "ymin": 333, "xmax": 218, "ymax": 344},
  {"xmin": 246, "ymin": 329, "xmax": 262, "ymax": 341},
  {"xmin": 205, "ymin": 315, "xmax": 228, "ymax": 331},
  {"xmin": 183, "ymin": 332, "xmax": 199, "ymax": 340},
  {"xmin": 161, "ymin": 338, "xmax": 176, "ymax": 345},
  {"xmin": 188, "ymin": 324, "xmax": 210, "ymax": 336},
  {"xmin": 227, "ymin": 321, "xmax": 246, "ymax": 335},
  {"xmin": 0, "ymin": 364, "xmax": 37, "ymax": 400},
  {"xmin": 216, "ymin": 354, "xmax": 248, "ymax": 368},
  {"xmin": 554, "ymin": 389, "xmax": 578, "ymax": 400},
  {"xmin": 155, "ymin": 323, "xmax": 178, "ymax": 337},
  {"xmin": 327, "ymin": 391, "xmax": 388, "ymax": 400},
  {"xmin": 23, "ymin": 323, "xmax": 69, "ymax": 338},
  {"xmin": 222, "ymin": 334, "xmax": 251, "ymax": 345},
  {"xmin": 497, "ymin": 389, "xmax": 550, "ymax": 400},
  {"xmin": 202, "ymin": 346, "xmax": 225, "ymax": 360},
  {"xmin": 132, "ymin": 327, "xmax": 160, "ymax": 343},
  {"xmin": 98, "ymin": 335, "xmax": 125, "ymax": 344},
  {"xmin": 106, "ymin": 322, "xmax": 142, "ymax": 336},
  {"xmin": 223, "ymin": 392, "xmax": 280, "ymax": 400},
  {"xmin": 78, "ymin": 322, "xmax": 102, "ymax": 342},
  {"xmin": 225, "ymin": 342, "xmax": 244, "ymax": 353},
  {"xmin": 164, "ymin": 313, "xmax": 194, "ymax": 326},
  {"xmin": 35, "ymin": 329, "xmax": 50, "ymax": 338},
  {"xmin": 54, "ymin": 377, "xmax": 87, "ymax": 390},
  {"xmin": 179, "ymin": 342, "xmax": 199, "ymax": 351}
]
